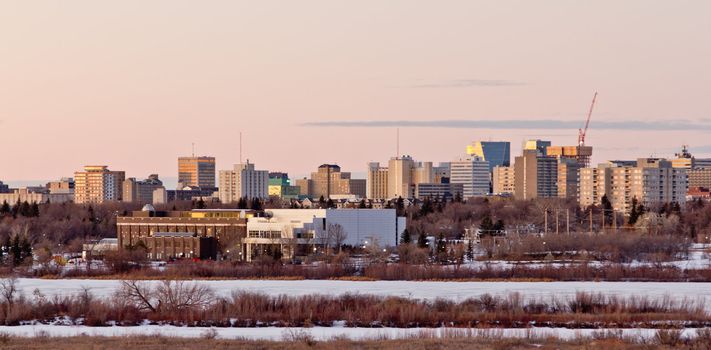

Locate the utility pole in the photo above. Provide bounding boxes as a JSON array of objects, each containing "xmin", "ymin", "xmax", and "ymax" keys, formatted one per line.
[
  {"xmin": 589, "ymin": 209, "xmax": 593, "ymax": 234},
  {"xmin": 566, "ymin": 209, "xmax": 570, "ymax": 235},
  {"xmin": 555, "ymin": 209, "xmax": 559, "ymax": 235},
  {"xmin": 544, "ymin": 209, "xmax": 548, "ymax": 235}
]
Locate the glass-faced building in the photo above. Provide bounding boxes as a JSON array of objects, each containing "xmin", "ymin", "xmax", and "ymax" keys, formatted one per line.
[{"xmin": 466, "ymin": 141, "xmax": 511, "ymax": 172}]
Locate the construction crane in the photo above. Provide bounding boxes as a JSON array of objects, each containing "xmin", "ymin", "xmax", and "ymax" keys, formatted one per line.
[{"xmin": 578, "ymin": 92, "xmax": 598, "ymax": 147}]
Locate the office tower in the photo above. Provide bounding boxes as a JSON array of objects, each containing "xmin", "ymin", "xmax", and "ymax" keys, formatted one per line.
[
  {"xmin": 297, "ymin": 164, "xmax": 366, "ymax": 199},
  {"xmin": 466, "ymin": 141, "xmax": 511, "ymax": 172},
  {"xmin": 579, "ymin": 159, "xmax": 687, "ymax": 213},
  {"xmin": 74, "ymin": 165, "xmax": 126, "ymax": 204},
  {"xmin": 387, "ymin": 156, "xmax": 414, "ymax": 199},
  {"xmin": 123, "ymin": 174, "xmax": 164, "ymax": 204},
  {"xmin": 367, "ymin": 162, "xmax": 389, "ymax": 200},
  {"xmin": 177, "ymin": 156, "xmax": 216, "ymax": 190},
  {"xmin": 47, "ymin": 178, "xmax": 74, "ymax": 194},
  {"xmin": 450, "ymin": 156, "xmax": 490, "ymax": 198},
  {"xmin": 514, "ymin": 150, "xmax": 558, "ymax": 200},
  {"xmin": 492, "ymin": 166, "xmax": 515, "ymax": 195},
  {"xmin": 412, "ymin": 161, "xmax": 434, "ymax": 184},
  {"xmin": 218, "ymin": 161, "xmax": 269, "ymax": 203}
]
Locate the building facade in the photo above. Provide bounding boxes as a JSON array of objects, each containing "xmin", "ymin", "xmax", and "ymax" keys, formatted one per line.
[
  {"xmin": 579, "ymin": 158, "xmax": 687, "ymax": 213},
  {"xmin": 466, "ymin": 141, "xmax": 511, "ymax": 172},
  {"xmin": 450, "ymin": 157, "xmax": 490, "ymax": 198},
  {"xmin": 492, "ymin": 166, "xmax": 515, "ymax": 195},
  {"xmin": 513, "ymin": 150, "xmax": 558, "ymax": 200},
  {"xmin": 74, "ymin": 165, "xmax": 125, "ymax": 204},
  {"xmin": 268, "ymin": 172, "xmax": 301, "ymax": 199},
  {"xmin": 178, "ymin": 156, "xmax": 216, "ymax": 190},
  {"xmin": 296, "ymin": 164, "xmax": 366, "ymax": 199},
  {"xmin": 116, "ymin": 208, "xmax": 251, "ymax": 260},
  {"xmin": 244, "ymin": 209, "xmax": 405, "ymax": 261},
  {"xmin": 366, "ymin": 162, "xmax": 389, "ymax": 200},
  {"xmin": 414, "ymin": 183, "xmax": 464, "ymax": 200},
  {"xmin": 123, "ymin": 174, "xmax": 165, "ymax": 204},
  {"xmin": 218, "ymin": 161, "xmax": 270, "ymax": 203}
]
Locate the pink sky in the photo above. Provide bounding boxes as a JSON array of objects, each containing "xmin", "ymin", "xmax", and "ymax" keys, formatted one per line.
[{"xmin": 1, "ymin": 1, "xmax": 710, "ymax": 184}]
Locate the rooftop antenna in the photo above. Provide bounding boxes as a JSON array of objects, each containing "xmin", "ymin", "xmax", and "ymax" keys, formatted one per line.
[
  {"xmin": 191, "ymin": 142, "xmax": 195, "ymax": 157},
  {"xmin": 396, "ymin": 128, "xmax": 400, "ymax": 159},
  {"xmin": 239, "ymin": 132, "xmax": 243, "ymax": 164}
]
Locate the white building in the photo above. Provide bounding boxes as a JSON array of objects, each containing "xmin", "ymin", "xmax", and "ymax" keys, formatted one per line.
[
  {"xmin": 450, "ymin": 156, "xmax": 490, "ymax": 198},
  {"xmin": 244, "ymin": 209, "xmax": 405, "ymax": 261},
  {"xmin": 218, "ymin": 161, "xmax": 269, "ymax": 203}
]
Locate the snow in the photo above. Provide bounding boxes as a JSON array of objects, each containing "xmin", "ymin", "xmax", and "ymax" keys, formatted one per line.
[
  {"xmin": 0, "ymin": 324, "xmax": 707, "ymax": 341},
  {"xmin": 13, "ymin": 279, "xmax": 711, "ymax": 310}
]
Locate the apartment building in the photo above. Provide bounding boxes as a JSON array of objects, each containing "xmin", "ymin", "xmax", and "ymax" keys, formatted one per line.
[
  {"xmin": 513, "ymin": 150, "xmax": 558, "ymax": 200},
  {"xmin": 177, "ymin": 156, "xmax": 216, "ymax": 190},
  {"xmin": 74, "ymin": 165, "xmax": 125, "ymax": 204},
  {"xmin": 579, "ymin": 159, "xmax": 687, "ymax": 213},
  {"xmin": 492, "ymin": 166, "xmax": 515, "ymax": 195},
  {"xmin": 366, "ymin": 162, "xmax": 389, "ymax": 200},
  {"xmin": 218, "ymin": 161, "xmax": 269, "ymax": 203}
]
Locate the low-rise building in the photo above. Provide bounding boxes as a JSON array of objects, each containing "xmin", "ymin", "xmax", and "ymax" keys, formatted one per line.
[{"xmin": 116, "ymin": 206, "xmax": 252, "ymax": 260}]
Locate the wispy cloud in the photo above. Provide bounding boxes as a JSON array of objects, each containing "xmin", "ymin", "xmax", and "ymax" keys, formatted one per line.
[
  {"xmin": 301, "ymin": 119, "xmax": 711, "ymax": 131},
  {"xmin": 410, "ymin": 79, "xmax": 525, "ymax": 88}
]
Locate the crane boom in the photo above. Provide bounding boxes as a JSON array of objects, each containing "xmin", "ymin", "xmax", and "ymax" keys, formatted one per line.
[{"xmin": 578, "ymin": 92, "xmax": 597, "ymax": 146}]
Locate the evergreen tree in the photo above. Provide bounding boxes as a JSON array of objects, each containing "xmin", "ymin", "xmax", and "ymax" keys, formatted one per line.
[
  {"xmin": 454, "ymin": 192, "xmax": 463, "ymax": 203},
  {"xmin": 493, "ymin": 219, "xmax": 505, "ymax": 233},
  {"xmin": 367, "ymin": 200, "xmax": 373, "ymax": 209},
  {"xmin": 400, "ymin": 228, "xmax": 411, "ymax": 244},
  {"xmin": 395, "ymin": 196, "xmax": 405, "ymax": 216},
  {"xmin": 628, "ymin": 197, "xmax": 641, "ymax": 225},
  {"xmin": 601, "ymin": 195, "xmax": 613, "ymax": 225},
  {"xmin": 358, "ymin": 199, "xmax": 367, "ymax": 209},
  {"xmin": 195, "ymin": 197, "xmax": 206, "ymax": 209},
  {"xmin": 0, "ymin": 201, "xmax": 9, "ymax": 215},
  {"xmin": 10, "ymin": 235, "xmax": 22, "ymax": 266},
  {"xmin": 466, "ymin": 239, "xmax": 474, "ymax": 261},
  {"xmin": 479, "ymin": 215, "xmax": 494, "ymax": 235},
  {"xmin": 19, "ymin": 201, "xmax": 31, "ymax": 217},
  {"xmin": 318, "ymin": 195, "xmax": 326, "ymax": 208},
  {"xmin": 436, "ymin": 233, "xmax": 447, "ymax": 260},
  {"xmin": 326, "ymin": 198, "xmax": 335, "ymax": 209},
  {"xmin": 419, "ymin": 197, "xmax": 433, "ymax": 217},
  {"xmin": 416, "ymin": 230, "xmax": 428, "ymax": 249},
  {"xmin": 250, "ymin": 197, "xmax": 263, "ymax": 211},
  {"xmin": 237, "ymin": 197, "xmax": 248, "ymax": 209},
  {"xmin": 29, "ymin": 201, "xmax": 40, "ymax": 217}
]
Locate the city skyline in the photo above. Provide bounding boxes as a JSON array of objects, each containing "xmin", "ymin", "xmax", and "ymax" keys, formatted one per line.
[{"xmin": 2, "ymin": 1, "xmax": 711, "ymax": 182}]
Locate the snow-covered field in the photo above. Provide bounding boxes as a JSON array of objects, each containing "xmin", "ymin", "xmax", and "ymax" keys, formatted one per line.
[
  {"xmin": 0, "ymin": 324, "xmax": 707, "ymax": 341},
  {"xmin": 13, "ymin": 278, "xmax": 711, "ymax": 310}
]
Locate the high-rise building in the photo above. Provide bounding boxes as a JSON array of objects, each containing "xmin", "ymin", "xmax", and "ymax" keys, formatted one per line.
[
  {"xmin": 74, "ymin": 165, "xmax": 126, "ymax": 204},
  {"xmin": 514, "ymin": 150, "xmax": 558, "ymax": 200},
  {"xmin": 47, "ymin": 178, "xmax": 74, "ymax": 194},
  {"xmin": 218, "ymin": 161, "xmax": 269, "ymax": 203},
  {"xmin": 556, "ymin": 158, "xmax": 581, "ymax": 199},
  {"xmin": 492, "ymin": 166, "xmax": 515, "ymax": 195},
  {"xmin": 123, "ymin": 174, "xmax": 164, "ymax": 204},
  {"xmin": 433, "ymin": 162, "xmax": 451, "ymax": 183},
  {"xmin": 523, "ymin": 139, "xmax": 552, "ymax": 156},
  {"xmin": 387, "ymin": 156, "xmax": 414, "ymax": 199},
  {"xmin": 450, "ymin": 156, "xmax": 490, "ymax": 198},
  {"xmin": 296, "ymin": 164, "xmax": 366, "ymax": 199},
  {"xmin": 366, "ymin": 162, "xmax": 389, "ymax": 200},
  {"xmin": 178, "ymin": 156, "xmax": 216, "ymax": 190},
  {"xmin": 466, "ymin": 141, "xmax": 511, "ymax": 172},
  {"xmin": 688, "ymin": 169, "xmax": 711, "ymax": 189},
  {"xmin": 672, "ymin": 145, "xmax": 711, "ymax": 169},
  {"xmin": 579, "ymin": 158, "xmax": 687, "ymax": 213}
]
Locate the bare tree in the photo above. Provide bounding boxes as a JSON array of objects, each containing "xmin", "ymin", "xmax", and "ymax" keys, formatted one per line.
[
  {"xmin": 118, "ymin": 279, "xmax": 215, "ymax": 314},
  {"xmin": 327, "ymin": 223, "xmax": 347, "ymax": 254},
  {"xmin": 0, "ymin": 277, "xmax": 18, "ymax": 306}
]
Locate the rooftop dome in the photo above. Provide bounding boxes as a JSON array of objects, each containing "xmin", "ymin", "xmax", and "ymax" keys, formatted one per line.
[{"xmin": 141, "ymin": 204, "xmax": 156, "ymax": 212}]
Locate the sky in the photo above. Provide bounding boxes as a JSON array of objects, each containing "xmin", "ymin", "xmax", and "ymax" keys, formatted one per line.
[{"xmin": 1, "ymin": 1, "xmax": 710, "ymax": 187}]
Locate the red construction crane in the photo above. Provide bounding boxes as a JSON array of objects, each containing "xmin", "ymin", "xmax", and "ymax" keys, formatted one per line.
[{"xmin": 578, "ymin": 92, "xmax": 598, "ymax": 147}]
